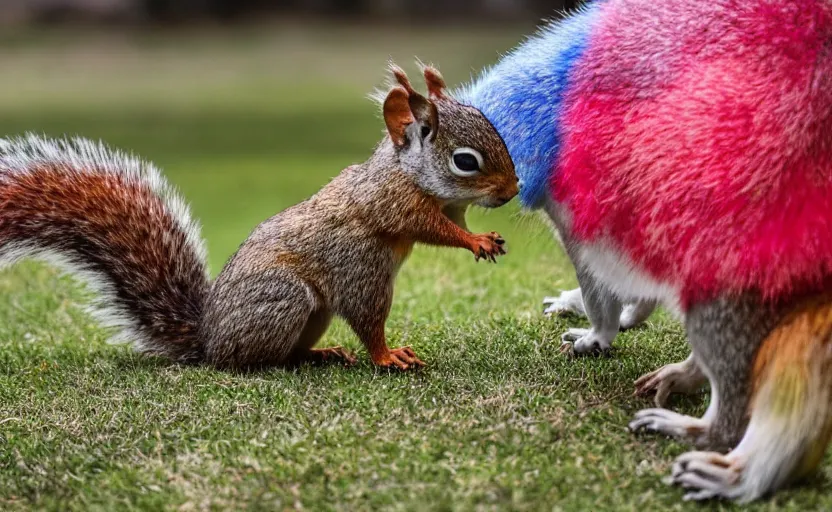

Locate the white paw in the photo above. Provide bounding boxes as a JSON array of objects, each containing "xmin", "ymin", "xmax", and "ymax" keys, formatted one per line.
[
  {"xmin": 669, "ymin": 451, "xmax": 753, "ymax": 502},
  {"xmin": 619, "ymin": 299, "xmax": 657, "ymax": 330},
  {"xmin": 634, "ymin": 358, "xmax": 707, "ymax": 407},
  {"xmin": 542, "ymin": 289, "xmax": 585, "ymax": 317},
  {"xmin": 618, "ymin": 308, "xmax": 642, "ymax": 330},
  {"xmin": 629, "ymin": 408, "xmax": 709, "ymax": 444},
  {"xmin": 560, "ymin": 328, "xmax": 612, "ymax": 355}
]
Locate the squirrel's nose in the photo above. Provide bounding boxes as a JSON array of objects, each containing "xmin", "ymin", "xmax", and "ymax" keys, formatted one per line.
[
  {"xmin": 500, "ymin": 182, "xmax": 520, "ymax": 205},
  {"xmin": 518, "ymin": 178, "xmax": 525, "ymax": 190}
]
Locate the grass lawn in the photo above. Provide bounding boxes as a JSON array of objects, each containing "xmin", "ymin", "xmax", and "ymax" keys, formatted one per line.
[{"xmin": 1, "ymin": 25, "xmax": 830, "ymax": 511}]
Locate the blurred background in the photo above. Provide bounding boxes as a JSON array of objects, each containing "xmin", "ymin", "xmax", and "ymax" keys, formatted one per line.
[
  {"xmin": 0, "ymin": 0, "xmax": 581, "ymax": 274},
  {"xmin": 0, "ymin": 0, "xmax": 579, "ymax": 24}
]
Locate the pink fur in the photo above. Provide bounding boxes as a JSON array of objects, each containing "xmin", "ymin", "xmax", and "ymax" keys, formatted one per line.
[{"xmin": 555, "ymin": 0, "xmax": 832, "ymax": 309}]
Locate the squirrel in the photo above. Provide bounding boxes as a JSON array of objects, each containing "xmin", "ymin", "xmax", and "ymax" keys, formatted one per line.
[
  {"xmin": 459, "ymin": 0, "xmax": 832, "ymax": 503},
  {"xmin": 0, "ymin": 64, "xmax": 518, "ymax": 371}
]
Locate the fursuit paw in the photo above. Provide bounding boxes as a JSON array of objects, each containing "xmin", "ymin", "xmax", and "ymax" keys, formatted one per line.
[
  {"xmin": 618, "ymin": 300, "xmax": 656, "ymax": 330},
  {"xmin": 373, "ymin": 346, "xmax": 425, "ymax": 371},
  {"xmin": 470, "ymin": 232, "xmax": 506, "ymax": 263},
  {"xmin": 542, "ymin": 288, "xmax": 585, "ymax": 318},
  {"xmin": 629, "ymin": 408, "xmax": 709, "ymax": 445},
  {"xmin": 560, "ymin": 328, "xmax": 612, "ymax": 355},
  {"xmin": 669, "ymin": 451, "xmax": 754, "ymax": 502},
  {"xmin": 634, "ymin": 356, "xmax": 707, "ymax": 407}
]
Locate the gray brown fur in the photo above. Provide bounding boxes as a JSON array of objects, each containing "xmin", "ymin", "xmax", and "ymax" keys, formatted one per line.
[
  {"xmin": 685, "ymin": 295, "xmax": 782, "ymax": 450},
  {"xmin": 0, "ymin": 136, "xmax": 209, "ymax": 363},
  {"xmin": 0, "ymin": 65, "xmax": 518, "ymax": 370}
]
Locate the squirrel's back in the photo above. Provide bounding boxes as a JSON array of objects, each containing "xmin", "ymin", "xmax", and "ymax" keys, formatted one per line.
[{"xmin": 0, "ymin": 135, "xmax": 209, "ymax": 362}]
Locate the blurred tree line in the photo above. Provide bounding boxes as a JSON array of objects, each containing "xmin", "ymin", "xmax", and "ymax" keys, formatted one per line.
[
  {"xmin": 0, "ymin": 0, "xmax": 583, "ymax": 24},
  {"xmin": 141, "ymin": 0, "xmax": 580, "ymax": 21}
]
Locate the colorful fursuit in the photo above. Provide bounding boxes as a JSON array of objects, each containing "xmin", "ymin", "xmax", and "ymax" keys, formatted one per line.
[{"xmin": 462, "ymin": 0, "xmax": 832, "ymax": 309}]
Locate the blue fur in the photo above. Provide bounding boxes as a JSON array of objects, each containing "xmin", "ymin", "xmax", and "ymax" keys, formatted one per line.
[{"xmin": 458, "ymin": 3, "xmax": 602, "ymax": 208}]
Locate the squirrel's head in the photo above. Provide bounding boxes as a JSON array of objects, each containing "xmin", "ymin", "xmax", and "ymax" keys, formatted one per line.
[{"xmin": 380, "ymin": 63, "xmax": 518, "ymax": 209}]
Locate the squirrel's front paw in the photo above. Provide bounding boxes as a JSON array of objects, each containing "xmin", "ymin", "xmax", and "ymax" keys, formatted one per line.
[
  {"xmin": 372, "ymin": 346, "xmax": 425, "ymax": 371},
  {"xmin": 470, "ymin": 232, "xmax": 506, "ymax": 262}
]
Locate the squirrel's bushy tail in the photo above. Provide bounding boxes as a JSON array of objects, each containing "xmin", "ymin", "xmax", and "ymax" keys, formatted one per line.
[
  {"xmin": 692, "ymin": 297, "xmax": 832, "ymax": 502},
  {"xmin": 0, "ymin": 135, "xmax": 209, "ymax": 363}
]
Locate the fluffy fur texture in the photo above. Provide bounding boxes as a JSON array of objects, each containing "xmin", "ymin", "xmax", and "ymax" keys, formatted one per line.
[
  {"xmin": 670, "ymin": 297, "xmax": 832, "ymax": 502},
  {"xmin": 0, "ymin": 66, "xmax": 518, "ymax": 371},
  {"xmin": 202, "ymin": 67, "xmax": 518, "ymax": 370},
  {"xmin": 463, "ymin": 0, "xmax": 832, "ymax": 502},
  {"xmin": 458, "ymin": 3, "xmax": 600, "ymax": 208},
  {"xmin": 556, "ymin": 0, "xmax": 832, "ymax": 309},
  {"xmin": 0, "ymin": 135, "xmax": 209, "ymax": 362},
  {"xmin": 465, "ymin": 0, "xmax": 832, "ymax": 309}
]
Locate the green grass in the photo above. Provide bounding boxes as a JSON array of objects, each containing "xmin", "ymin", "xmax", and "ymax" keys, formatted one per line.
[{"xmin": 1, "ymin": 26, "xmax": 831, "ymax": 511}]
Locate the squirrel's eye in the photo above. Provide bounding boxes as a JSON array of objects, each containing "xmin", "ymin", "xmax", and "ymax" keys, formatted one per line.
[{"xmin": 450, "ymin": 148, "xmax": 484, "ymax": 177}]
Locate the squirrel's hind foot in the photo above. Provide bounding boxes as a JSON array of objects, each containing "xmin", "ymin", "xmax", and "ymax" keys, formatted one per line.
[{"xmin": 373, "ymin": 346, "xmax": 425, "ymax": 371}]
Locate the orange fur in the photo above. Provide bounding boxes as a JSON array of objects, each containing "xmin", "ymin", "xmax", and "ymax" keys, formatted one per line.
[
  {"xmin": 0, "ymin": 62, "xmax": 518, "ymax": 373},
  {"xmin": 0, "ymin": 164, "xmax": 207, "ymax": 359},
  {"xmin": 752, "ymin": 297, "xmax": 832, "ymax": 398},
  {"xmin": 389, "ymin": 63, "xmax": 416, "ymax": 95},
  {"xmin": 747, "ymin": 296, "xmax": 832, "ymax": 483},
  {"xmin": 389, "ymin": 238, "xmax": 414, "ymax": 264},
  {"xmin": 422, "ymin": 65, "xmax": 447, "ymax": 100},
  {"xmin": 383, "ymin": 86, "xmax": 415, "ymax": 147}
]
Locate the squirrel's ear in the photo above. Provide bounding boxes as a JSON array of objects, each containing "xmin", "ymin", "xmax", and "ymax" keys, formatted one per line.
[
  {"xmin": 383, "ymin": 86, "xmax": 415, "ymax": 147},
  {"xmin": 389, "ymin": 63, "xmax": 417, "ymax": 96},
  {"xmin": 408, "ymin": 92, "xmax": 439, "ymax": 143},
  {"xmin": 422, "ymin": 65, "xmax": 447, "ymax": 100}
]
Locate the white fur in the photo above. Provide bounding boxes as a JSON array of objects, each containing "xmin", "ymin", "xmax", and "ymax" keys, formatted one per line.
[
  {"xmin": 670, "ymin": 362, "xmax": 832, "ymax": 502},
  {"xmin": 671, "ymin": 424, "xmax": 793, "ymax": 502},
  {"xmin": 0, "ymin": 134, "xmax": 208, "ymax": 271},
  {"xmin": 562, "ymin": 326, "xmax": 616, "ymax": 353},
  {"xmin": 0, "ymin": 134, "xmax": 209, "ymax": 350},
  {"xmin": 542, "ymin": 288, "xmax": 586, "ymax": 316},
  {"xmin": 629, "ymin": 407, "xmax": 711, "ymax": 444},
  {"xmin": 577, "ymin": 242, "xmax": 683, "ymax": 318},
  {"xmin": 540, "ymin": 194, "xmax": 681, "ymax": 316},
  {"xmin": 0, "ymin": 242, "xmax": 146, "ymax": 348}
]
